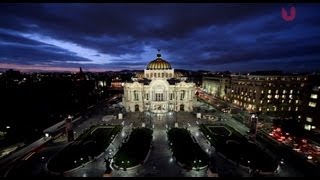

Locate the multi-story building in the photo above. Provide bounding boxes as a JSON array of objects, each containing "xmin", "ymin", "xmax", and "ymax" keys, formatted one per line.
[
  {"xmin": 227, "ymin": 74, "xmax": 307, "ymax": 116},
  {"xmin": 202, "ymin": 75, "xmax": 230, "ymax": 100},
  {"xmin": 122, "ymin": 51, "xmax": 196, "ymax": 117},
  {"xmin": 300, "ymin": 74, "xmax": 320, "ymax": 133}
]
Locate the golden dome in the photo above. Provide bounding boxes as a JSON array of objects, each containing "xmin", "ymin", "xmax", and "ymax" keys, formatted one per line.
[{"xmin": 147, "ymin": 53, "xmax": 172, "ymax": 70}]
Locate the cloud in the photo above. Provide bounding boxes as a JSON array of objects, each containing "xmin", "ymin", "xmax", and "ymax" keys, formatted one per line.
[{"xmin": 0, "ymin": 3, "xmax": 320, "ymax": 72}]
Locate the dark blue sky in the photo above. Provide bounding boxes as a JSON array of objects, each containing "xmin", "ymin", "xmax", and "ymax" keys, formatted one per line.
[{"xmin": 1, "ymin": 3, "xmax": 320, "ymax": 72}]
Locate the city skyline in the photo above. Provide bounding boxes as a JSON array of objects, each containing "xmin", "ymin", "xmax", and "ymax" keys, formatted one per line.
[{"xmin": 1, "ymin": 3, "xmax": 320, "ymax": 72}]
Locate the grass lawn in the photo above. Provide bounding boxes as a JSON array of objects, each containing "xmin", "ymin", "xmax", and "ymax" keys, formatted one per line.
[
  {"xmin": 47, "ymin": 125, "xmax": 122, "ymax": 172},
  {"xmin": 113, "ymin": 128, "xmax": 153, "ymax": 169},
  {"xmin": 167, "ymin": 128, "xmax": 209, "ymax": 170}
]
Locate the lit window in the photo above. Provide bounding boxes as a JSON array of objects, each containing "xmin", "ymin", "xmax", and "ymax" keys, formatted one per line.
[
  {"xmin": 309, "ymin": 102, "xmax": 317, "ymax": 107},
  {"xmin": 290, "ymin": 90, "xmax": 293, "ymax": 94},
  {"xmin": 231, "ymin": 90, "xmax": 234, "ymax": 93},
  {"xmin": 274, "ymin": 107, "xmax": 277, "ymax": 111},
  {"xmin": 281, "ymin": 100, "xmax": 284, "ymax": 103},
  {"xmin": 267, "ymin": 108, "xmax": 270, "ymax": 111},
  {"xmin": 289, "ymin": 95, "xmax": 293, "ymax": 99},
  {"xmin": 253, "ymin": 99, "xmax": 255, "ymax": 103},
  {"xmin": 283, "ymin": 90, "xmax": 286, "ymax": 94},
  {"xmin": 259, "ymin": 107, "xmax": 262, "ymax": 111},
  {"xmin": 289, "ymin": 100, "xmax": 292, "ymax": 103},
  {"xmin": 306, "ymin": 117, "xmax": 313, "ymax": 123},
  {"xmin": 267, "ymin": 95, "xmax": 272, "ymax": 99},
  {"xmin": 295, "ymin": 107, "xmax": 298, "ymax": 111},
  {"xmin": 288, "ymin": 107, "xmax": 291, "ymax": 111},
  {"xmin": 295, "ymin": 100, "xmax": 299, "ymax": 104},
  {"xmin": 312, "ymin": 126, "xmax": 316, "ymax": 129},
  {"xmin": 241, "ymin": 92, "xmax": 244, "ymax": 95},
  {"xmin": 261, "ymin": 90, "xmax": 264, "ymax": 94},
  {"xmin": 298, "ymin": 115, "xmax": 301, "ymax": 118},
  {"xmin": 267, "ymin": 100, "xmax": 270, "ymax": 103},
  {"xmin": 282, "ymin": 95, "xmax": 286, "ymax": 99},
  {"xmin": 304, "ymin": 124, "xmax": 311, "ymax": 131},
  {"xmin": 275, "ymin": 95, "xmax": 279, "ymax": 99},
  {"xmin": 301, "ymin": 83, "xmax": 304, "ymax": 87},
  {"xmin": 311, "ymin": 94, "xmax": 318, "ymax": 99},
  {"xmin": 268, "ymin": 90, "xmax": 271, "ymax": 94},
  {"xmin": 260, "ymin": 100, "xmax": 263, "ymax": 104},
  {"xmin": 275, "ymin": 90, "xmax": 279, "ymax": 94}
]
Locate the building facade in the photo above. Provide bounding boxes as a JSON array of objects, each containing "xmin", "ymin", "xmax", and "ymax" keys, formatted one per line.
[
  {"xmin": 227, "ymin": 74, "xmax": 307, "ymax": 115},
  {"xmin": 300, "ymin": 74, "xmax": 320, "ymax": 133},
  {"xmin": 202, "ymin": 75, "xmax": 230, "ymax": 100},
  {"xmin": 122, "ymin": 52, "xmax": 196, "ymax": 116}
]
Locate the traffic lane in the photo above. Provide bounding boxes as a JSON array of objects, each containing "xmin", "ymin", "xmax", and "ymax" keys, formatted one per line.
[{"xmin": 5, "ymin": 143, "xmax": 66, "ymax": 177}]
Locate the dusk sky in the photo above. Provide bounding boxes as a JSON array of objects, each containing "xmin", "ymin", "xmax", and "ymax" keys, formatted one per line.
[{"xmin": 1, "ymin": 3, "xmax": 320, "ymax": 72}]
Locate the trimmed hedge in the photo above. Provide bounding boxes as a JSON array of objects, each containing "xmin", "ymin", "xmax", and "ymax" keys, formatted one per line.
[
  {"xmin": 47, "ymin": 125, "xmax": 122, "ymax": 172},
  {"xmin": 199, "ymin": 124, "xmax": 278, "ymax": 172},
  {"xmin": 168, "ymin": 128, "xmax": 209, "ymax": 170},
  {"xmin": 113, "ymin": 128, "xmax": 153, "ymax": 169}
]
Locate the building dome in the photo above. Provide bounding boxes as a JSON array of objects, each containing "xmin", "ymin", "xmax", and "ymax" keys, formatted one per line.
[{"xmin": 147, "ymin": 53, "xmax": 172, "ymax": 70}]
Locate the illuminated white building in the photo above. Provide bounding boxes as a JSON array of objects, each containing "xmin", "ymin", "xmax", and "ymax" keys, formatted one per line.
[{"xmin": 122, "ymin": 51, "xmax": 195, "ymax": 116}]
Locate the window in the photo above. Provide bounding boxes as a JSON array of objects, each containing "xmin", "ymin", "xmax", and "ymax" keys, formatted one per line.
[
  {"xmin": 268, "ymin": 90, "xmax": 271, "ymax": 94},
  {"xmin": 304, "ymin": 124, "xmax": 311, "ymax": 131},
  {"xmin": 260, "ymin": 100, "xmax": 263, "ymax": 104},
  {"xmin": 283, "ymin": 90, "xmax": 287, "ymax": 94},
  {"xmin": 289, "ymin": 100, "xmax": 292, "ymax": 103},
  {"xmin": 290, "ymin": 90, "xmax": 293, "ymax": 94},
  {"xmin": 180, "ymin": 90, "xmax": 185, "ymax": 100},
  {"xmin": 312, "ymin": 126, "xmax": 316, "ymax": 129},
  {"xmin": 295, "ymin": 107, "xmax": 298, "ymax": 111},
  {"xmin": 275, "ymin": 95, "xmax": 279, "ymax": 99},
  {"xmin": 146, "ymin": 93, "xmax": 149, "ymax": 100},
  {"xmin": 267, "ymin": 95, "xmax": 272, "ymax": 99},
  {"xmin": 134, "ymin": 91, "xmax": 139, "ymax": 101},
  {"xmin": 311, "ymin": 94, "xmax": 318, "ymax": 99},
  {"xmin": 289, "ymin": 95, "xmax": 293, "ymax": 99},
  {"xmin": 169, "ymin": 93, "xmax": 173, "ymax": 100},
  {"xmin": 162, "ymin": 73, "xmax": 164, "ymax": 78},
  {"xmin": 261, "ymin": 90, "xmax": 264, "ymax": 94},
  {"xmin": 306, "ymin": 117, "xmax": 313, "ymax": 123},
  {"xmin": 295, "ymin": 100, "xmax": 299, "ymax": 104},
  {"xmin": 309, "ymin": 102, "xmax": 317, "ymax": 107},
  {"xmin": 282, "ymin": 95, "xmax": 286, "ymax": 99},
  {"xmin": 288, "ymin": 107, "xmax": 291, "ymax": 111},
  {"xmin": 156, "ymin": 93, "xmax": 163, "ymax": 101}
]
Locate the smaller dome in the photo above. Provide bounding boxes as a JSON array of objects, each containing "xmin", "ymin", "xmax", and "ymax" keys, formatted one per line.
[{"xmin": 147, "ymin": 53, "xmax": 172, "ymax": 70}]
